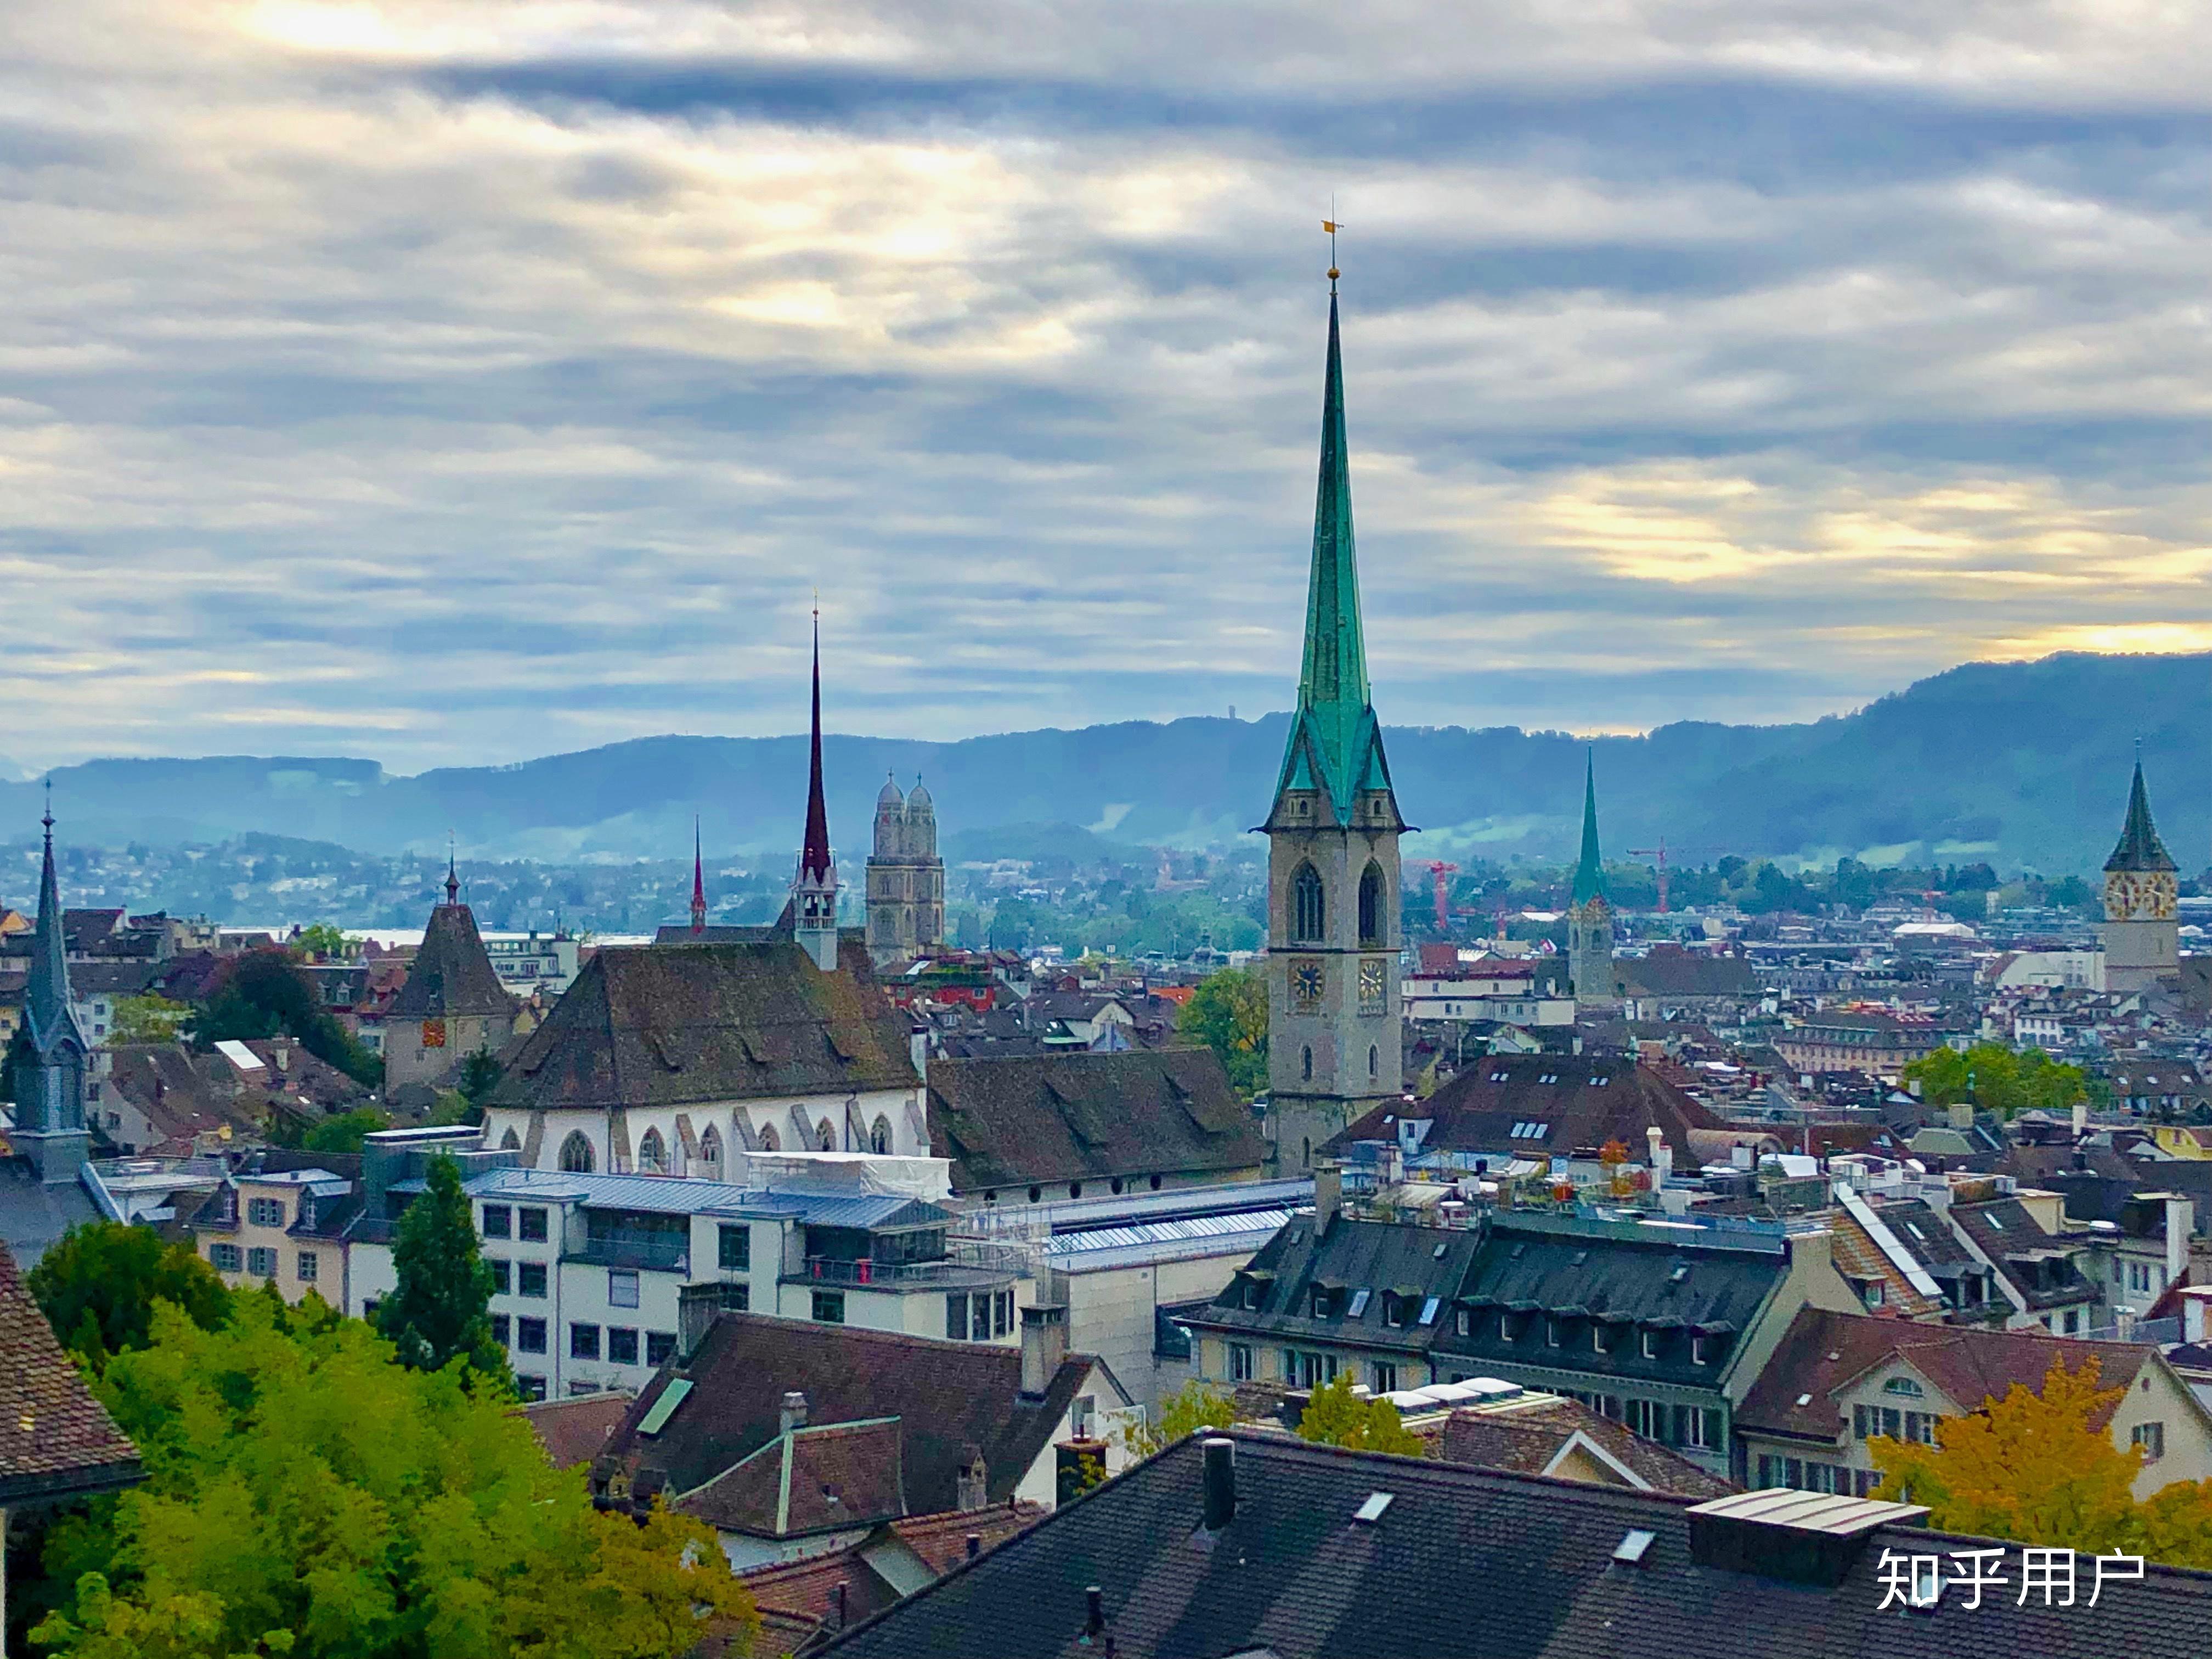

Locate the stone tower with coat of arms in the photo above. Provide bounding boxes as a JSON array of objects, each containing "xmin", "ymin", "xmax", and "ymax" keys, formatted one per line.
[
  {"xmin": 2102, "ymin": 753, "xmax": 2180, "ymax": 992},
  {"xmin": 1261, "ymin": 270, "xmax": 1408, "ymax": 1172}
]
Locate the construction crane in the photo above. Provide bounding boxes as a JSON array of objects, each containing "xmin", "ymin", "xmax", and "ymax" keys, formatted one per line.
[{"xmin": 1626, "ymin": 839, "xmax": 1671, "ymax": 913}]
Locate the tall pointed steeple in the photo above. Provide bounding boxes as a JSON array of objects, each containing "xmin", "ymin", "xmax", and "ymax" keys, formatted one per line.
[
  {"xmin": 16, "ymin": 783, "xmax": 89, "ymax": 1177},
  {"xmin": 444, "ymin": 837, "xmax": 460, "ymax": 907},
  {"xmin": 25, "ymin": 783, "xmax": 80, "ymax": 1057},
  {"xmin": 791, "ymin": 609, "xmax": 839, "ymax": 969},
  {"xmin": 691, "ymin": 816, "xmax": 708, "ymax": 934},
  {"xmin": 2105, "ymin": 751, "xmax": 2176, "ymax": 873},
  {"xmin": 1270, "ymin": 281, "xmax": 1396, "ymax": 828},
  {"xmin": 1571, "ymin": 750, "xmax": 1606, "ymax": 906}
]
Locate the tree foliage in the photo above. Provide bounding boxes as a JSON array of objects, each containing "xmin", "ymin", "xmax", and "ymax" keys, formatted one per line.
[
  {"xmin": 194, "ymin": 950, "xmax": 381, "ymax": 1087},
  {"xmin": 302, "ymin": 1107, "xmax": 390, "ymax": 1155},
  {"xmin": 289, "ymin": 923, "xmax": 351, "ymax": 962},
  {"xmin": 1294, "ymin": 1374, "xmax": 1426, "ymax": 1457},
  {"xmin": 1120, "ymin": 1379, "xmax": 1239, "ymax": 1460},
  {"xmin": 457, "ymin": 1051, "xmax": 505, "ymax": 1106},
  {"xmin": 374, "ymin": 1155, "xmax": 503, "ymax": 1383},
  {"xmin": 26, "ymin": 1222, "xmax": 232, "ymax": 1372},
  {"xmin": 109, "ymin": 995, "xmax": 193, "ymax": 1046},
  {"xmin": 1177, "ymin": 968, "xmax": 1268, "ymax": 1098},
  {"xmin": 28, "ymin": 1294, "xmax": 754, "ymax": 1659},
  {"xmin": 1900, "ymin": 1043, "xmax": 2091, "ymax": 1120}
]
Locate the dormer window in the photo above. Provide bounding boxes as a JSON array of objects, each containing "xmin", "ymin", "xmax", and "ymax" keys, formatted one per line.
[
  {"xmin": 1384, "ymin": 1296, "xmax": 1405, "ymax": 1330},
  {"xmin": 1242, "ymin": 1280, "xmax": 1262, "ymax": 1311},
  {"xmin": 1691, "ymin": 1335, "xmax": 1711, "ymax": 1366},
  {"xmin": 1593, "ymin": 1324, "xmax": 1610, "ymax": 1354},
  {"xmin": 1640, "ymin": 1330, "xmax": 1657, "ymax": 1359},
  {"xmin": 1545, "ymin": 1318, "xmax": 1562, "ymax": 1348}
]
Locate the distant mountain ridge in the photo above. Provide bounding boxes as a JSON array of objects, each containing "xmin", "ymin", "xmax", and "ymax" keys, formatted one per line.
[{"xmin": 3, "ymin": 651, "xmax": 2205, "ymax": 876}]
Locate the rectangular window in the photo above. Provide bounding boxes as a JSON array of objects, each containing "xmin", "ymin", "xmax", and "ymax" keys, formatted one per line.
[
  {"xmin": 946, "ymin": 1293, "xmax": 967, "ymax": 1340},
  {"xmin": 717, "ymin": 1224, "xmax": 750, "ymax": 1272},
  {"xmin": 570, "ymin": 1323, "xmax": 601, "ymax": 1360},
  {"xmin": 2134, "ymin": 1422, "xmax": 2166, "ymax": 1462},
  {"xmin": 1230, "ymin": 1342, "xmax": 1253, "ymax": 1383},
  {"xmin": 246, "ymin": 1248, "xmax": 278, "ymax": 1278},
  {"xmin": 1757, "ymin": 1454, "xmax": 1780, "ymax": 1489},
  {"xmin": 518, "ymin": 1207, "xmax": 549, "ymax": 1243},
  {"xmin": 491, "ymin": 1314, "xmax": 511, "ymax": 1348},
  {"xmin": 646, "ymin": 1331, "xmax": 676, "ymax": 1367},
  {"xmin": 1372, "ymin": 1361, "xmax": 1398, "ymax": 1394},
  {"xmin": 608, "ymin": 1269, "xmax": 640, "ymax": 1309},
  {"xmin": 514, "ymin": 1373, "xmax": 547, "ymax": 1403},
  {"xmin": 1853, "ymin": 1403, "xmax": 1870, "ymax": 1441},
  {"xmin": 1880, "ymin": 1407, "xmax": 1901, "ymax": 1441},
  {"xmin": 812, "ymin": 1291, "xmax": 846, "ymax": 1325},
  {"xmin": 518, "ymin": 1262, "xmax": 548, "ymax": 1299},
  {"xmin": 246, "ymin": 1197, "xmax": 286, "ymax": 1228},
  {"xmin": 721, "ymin": 1282, "xmax": 749, "ymax": 1312},
  {"xmin": 972, "ymin": 1293, "xmax": 991, "ymax": 1342},
  {"xmin": 1625, "ymin": 1398, "xmax": 1658, "ymax": 1437},
  {"xmin": 211, "ymin": 1243, "xmax": 242, "ymax": 1272},
  {"xmin": 1640, "ymin": 1330, "xmax": 1657, "ymax": 1359},
  {"xmin": 1455, "ymin": 1307, "xmax": 1471, "ymax": 1337},
  {"xmin": 487, "ymin": 1258, "xmax": 511, "ymax": 1295},
  {"xmin": 995, "ymin": 1289, "xmax": 1013, "ymax": 1337},
  {"xmin": 515, "ymin": 1318, "xmax": 548, "ymax": 1355},
  {"xmin": 1689, "ymin": 1409, "xmax": 1718, "ymax": 1451},
  {"xmin": 296, "ymin": 1252, "xmax": 318, "ymax": 1283},
  {"xmin": 482, "ymin": 1204, "xmax": 512, "ymax": 1239},
  {"xmin": 607, "ymin": 1327, "xmax": 640, "ymax": 1365}
]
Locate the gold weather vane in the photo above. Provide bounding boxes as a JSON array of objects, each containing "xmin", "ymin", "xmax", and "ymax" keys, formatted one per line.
[{"xmin": 1322, "ymin": 202, "xmax": 1342, "ymax": 289}]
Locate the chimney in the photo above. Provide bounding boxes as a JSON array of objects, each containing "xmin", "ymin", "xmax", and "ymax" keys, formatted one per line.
[
  {"xmin": 832, "ymin": 1582, "xmax": 847, "ymax": 1629},
  {"xmin": 1201, "ymin": 1436, "xmax": 1237, "ymax": 1531},
  {"xmin": 1020, "ymin": 1302, "xmax": 1069, "ymax": 1398},
  {"xmin": 2072, "ymin": 1097, "xmax": 2089, "ymax": 1138},
  {"xmin": 1947, "ymin": 1099, "xmax": 1973, "ymax": 1131},
  {"xmin": 2168, "ymin": 1197, "xmax": 2193, "ymax": 1289},
  {"xmin": 1313, "ymin": 1161, "xmax": 1342, "ymax": 1232},
  {"xmin": 956, "ymin": 1449, "xmax": 988, "ymax": 1511},
  {"xmin": 2182, "ymin": 1288, "xmax": 2211, "ymax": 1345},
  {"xmin": 676, "ymin": 1282, "xmax": 722, "ymax": 1363},
  {"xmin": 780, "ymin": 1391, "xmax": 809, "ymax": 1436},
  {"xmin": 966, "ymin": 1533, "xmax": 981, "ymax": 1560},
  {"xmin": 1908, "ymin": 1077, "xmax": 1922, "ymax": 1099},
  {"xmin": 1085, "ymin": 1587, "xmax": 1105, "ymax": 1639}
]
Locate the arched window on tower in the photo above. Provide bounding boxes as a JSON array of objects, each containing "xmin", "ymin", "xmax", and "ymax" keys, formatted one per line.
[
  {"xmin": 1292, "ymin": 863, "xmax": 1325, "ymax": 943},
  {"xmin": 1369, "ymin": 1043, "xmax": 1380, "ymax": 1081},
  {"xmin": 558, "ymin": 1131, "xmax": 595, "ymax": 1173},
  {"xmin": 1358, "ymin": 862, "xmax": 1385, "ymax": 947},
  {"xmin": 499, "ymin": 1127, "xmax": 521, "ymax": 1152},
  {"xmin": 637, "ymin": 1127, "xmax": 665, "ymax": 1175},
  {"xmin": 1301, "ymin": 1045, "xmax": 1313, "ymax": 1082},
  {"xmin": 699, "ymin": 1125, "xmax": 724, "ymax": 1182}
]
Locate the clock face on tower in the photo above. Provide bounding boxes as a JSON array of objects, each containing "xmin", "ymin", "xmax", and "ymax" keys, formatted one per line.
[
  {"xmin": 1358, "ymin": 957, "xmax": 1386, "ymax": 1015},
  {"xmin": 1291, "ymin": 958, "xmax": 1325, "ymax": 1012},
  {"xmin": 2107, "ymin": 872, "xmax": 2179, "ymax": 922}
]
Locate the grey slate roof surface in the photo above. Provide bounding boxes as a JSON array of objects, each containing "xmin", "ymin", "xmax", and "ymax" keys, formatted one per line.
[
  {"xmin": 1949, "ymin": 1199, "xmax": 2098, "ymax": 1311},
  {"xmin": 818, "ymin": 1429, "xmax": 2212, "ymax": 1659},
  {"xmin": 488, "ymin": 938, "xmax": 918, "ymax": 1112},
  {"xmin": 388, "ymin": 902, "xmax": 512, "ymax": 1019},
  {"xmin": 1182, "ymin": 1215, "xmax": 1484, "ymax": 1358}
]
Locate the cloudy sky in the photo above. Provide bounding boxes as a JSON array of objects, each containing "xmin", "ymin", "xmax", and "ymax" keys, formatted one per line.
[{"xmin": 5, "ymin": 1, "xmax": 2212, "ymax": 774}]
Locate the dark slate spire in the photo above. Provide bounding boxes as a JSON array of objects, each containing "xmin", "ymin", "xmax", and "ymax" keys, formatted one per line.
[
  {"xmin": 444, "ymin": 836, "xmax": 460, "ymax": 907},
  {"xmin": 1571, "ymin": 749, "xmax": 1606, "ymax": 907},
  {"xmin": 2105, "ymin": 752, "xmax": 2177, "ymax": 873},
  {"xmin": 799, "ymin": 610, "xmax": 834, "ymax": 887},
  {"xmin": 1271, "ymin": 282, "xmax": 1395, "ymax": 826},
  {"xmin": 691, "ymin": 816, "xmax": 708, "ymax": 934},
  {"xmin": 25, "ymin": 783, "xmax": 80, "ymax": 1054}
]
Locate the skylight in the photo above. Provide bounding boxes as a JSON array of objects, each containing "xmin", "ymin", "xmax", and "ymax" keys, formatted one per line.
[
  {"xmin": 1347, "ymin": 1289, "xmax": 1371, "ymax": 1318},
  {"xmin": 1353, "ymin": 1493, "xmax": 1395, "ymax": 1523},
  {"xmin": 1418, "ymin": 1296, "xmax": 1441, "ymax": 1327},
  {"xmin": 1613, "ymin": 1530, "xmax": 1656, "ymax": 1565}
]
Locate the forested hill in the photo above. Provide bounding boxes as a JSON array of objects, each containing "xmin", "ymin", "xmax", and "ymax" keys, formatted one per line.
[{"xmin": 2, "ymin": 651, "xmax": 2204, "ymax": 876}]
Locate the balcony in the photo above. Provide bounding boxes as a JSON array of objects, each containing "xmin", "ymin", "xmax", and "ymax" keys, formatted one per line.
[
  {"xmin": 791, "ymin": 1240, "xmax": 1026, "ymax": 1290},
  {"xmin": 571, "ymin": 1232, "xmax": 690, "ymax": 1272}
]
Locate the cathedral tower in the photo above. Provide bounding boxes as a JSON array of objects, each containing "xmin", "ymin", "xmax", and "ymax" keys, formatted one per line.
[
  {"xmin": 1566, "ymin": 751, "xmax": 1616, "ymax": 1007},
  {"xmin": 2102, "ymin": 754, "xmax": 2179, "ymax": 992},
  {"xmin": 866, "ymin": 774, "xmax": 945, "ymax": 964},
  {"xmin": 792, "ymin": 614, "xmax": 839, "ymax": 971},
  {"xmin": 11, "ymin": 795, "xmax": 90, "ymax": 1182},
  {"xmin": 1261, "ymin": 275, "xmax": 1407, "ymax": 1171}
]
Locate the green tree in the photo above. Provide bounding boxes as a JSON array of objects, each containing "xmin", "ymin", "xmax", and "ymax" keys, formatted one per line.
[
  {"xmin": 374, "ymin": 1155, "xmax": 503, "ymax": 1383},
  {"xmin": 27, "ymin": 1222, "xmax": 231, "ymax": 1372},
  {"xmin": 1294, "ymin": 1374, "xmax": 1427, "ymax": 1457},
  {"xmin": 302, "ymin": 1107, "xmax": 390, "ymax": 1155},
  {"xmin": 29, "ymin": 1295, "xmax": 753, "ymax": 1659},
  {"xmin": 1119, "ymin": 1379, "xmax": 1239, "ymax": 1459},
  {"xmin": 194, "ymin": 950, "xmax": 381, "ymax": 1088},
  {"xmin": 289, "ymin": 923, "xmax": 351, "ymax": 962},
  {"xmin": 457, "ymin": 1051, "xmax": 504, "ymax": 1106},
  {"xmin": 109, "ymin": 995, "xmax": 192, "ymax": 1046},
  {"xmin": 1900, "ymin": 1042, "xmax": 2090, "ymax": 1120},
  {"xmin": 1177, "ymin": 967, "xmax": 1268, "ymax": 1097}
]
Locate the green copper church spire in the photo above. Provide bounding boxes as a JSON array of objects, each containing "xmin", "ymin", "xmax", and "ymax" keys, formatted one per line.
[
  {"xmin": 1273, "ymin": 279, "xmax": 1393, "ymax": 826},
  {"xmin": 1571, "ymin": 749, "xmax": 1606, "ymax": 906},
  {"xmin": 2106, "ymin": 750, "xmax": 2176, "ymax": 873}
]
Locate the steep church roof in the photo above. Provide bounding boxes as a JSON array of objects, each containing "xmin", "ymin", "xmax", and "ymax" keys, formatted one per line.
[
  {"xmin": 1570, "ymin": 751, "xmax": 1607, "ymax": 909},
  {"xmin": 2104, "ymin": 757, "xmax": 2176, "ymax": 874},
  {"xmin": 1271, "ymin": 287, "xmax": 1395, "ymax": 827},
  {"xmin": 388, "ymin": 899, "xmax": 511, "ymax": 1019}
]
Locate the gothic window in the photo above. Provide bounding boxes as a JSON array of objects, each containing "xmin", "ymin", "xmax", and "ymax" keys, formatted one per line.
[
  {"xmin": 1301, "ymin": 1045, "xmax": 1313, "ymax": 1082},
  {"xmin": 1369, "ymin": 1044, "xmax": 1380, "ymax": 1081},
  {"xmin": 816, "ymin": 1118, "xmax": 836, "ymax": 1152},
  {"xmin": 758, "ymin": 1123, "xmax": 781, "ymax": 1153},
  {"xmin": 637, "ymin": 1128, "xmax": 665, "ymax": 1175},
  {"xmin": 499, "ymin": 1128, "xmax": 521, "ymax": 1150},
  {"xmin": 870, "ymin": 1115, "xmax": 893, "ymax": 1155},
  {"xmin": 699, "ymin": 1126, "xmax": 723, "ymax": 1182},
  {"xmin": 1291, "ymin": 863, "xmax": 1325, "ymax": 943},
  {"xmin": 558, "ymin": 1132, "xmax": 595, "ymax": 1173},
  {"xmin": 1358, "ymin": 862, "xmax": 1385, "ymax": 946}
]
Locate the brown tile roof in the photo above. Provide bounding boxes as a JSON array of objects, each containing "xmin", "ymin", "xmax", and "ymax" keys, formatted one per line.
[
  {"xmin": 1824, "ymin": 1210, "xmax": 1945, "ymax": 1321},
  {"xmin": 490, "ymin": 939, "xmax": 918, "ymax": 1113},
  {"xmin": 596, "ymin": 1313, "xmax": 1109, "ymax": 1521},
  {"xmin": 678, "ymin": 1418, "xmax": 907, "ymax": 1538},
  {"xmin": 517, "ymin": 1389, "xmax": 636, "ymax": 1469},
  {"xmin": 389, "ymin": 903, "xmax": 512, "ymax": 1019},
  {"xmin": 101, "ymin": 1043, "xmax": 263, "ymax": 1151},
  {"xmin": 926, "ymin": 1048, "xmax": 1266, "ymax": 1191},
  {"xmin": 1736, "ymin": 1307, "xmax": 2154, "ymax": 1443},
  {"xmin": 1431, "ymin": 1397, "xmax": 1734, "ymax": 1500},
  {"xmin": 0, "ymin": 1239, "xmax": 141, "ymax": 1505},
  {"xmin": 1336, "ymin": 1053, "xmax": 1724, "ymax": 1163}
]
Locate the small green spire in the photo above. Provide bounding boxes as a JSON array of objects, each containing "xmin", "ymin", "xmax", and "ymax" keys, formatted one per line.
[{"xmin": 1571, "ymin": 749, "xmax": 1606, "ymax": 907}]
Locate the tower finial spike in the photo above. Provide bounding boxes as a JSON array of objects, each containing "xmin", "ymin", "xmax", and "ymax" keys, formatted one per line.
[
  {"xmin": 1321, "ymin": 204, "xmax": 1342, "ymax": 291},
  {"xmin": 691, "ymin": 814, "xmax": 707, "ymax": 934},
  {"xmin": 445, "ymin": 832, "xmax": 459, "ymax": 906},
  {"xmin": 42, "ymin": 775, "xmax": 53, "ymax": 837}
]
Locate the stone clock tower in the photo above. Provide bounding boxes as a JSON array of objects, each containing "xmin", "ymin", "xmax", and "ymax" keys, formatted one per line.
[
  {"xmin": 1261, "ymin": 276, "xmax": 1408, "ymax": 1172},
  {"xmin": 2103, "ymin": 754, "xmax": 2180, "ymax": 992}
]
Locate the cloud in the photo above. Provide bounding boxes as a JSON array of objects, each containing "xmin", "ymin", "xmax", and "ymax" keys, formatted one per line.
[{"xmin": 2, "ymin": 0, "xmax": 2211, "ymax": 776}]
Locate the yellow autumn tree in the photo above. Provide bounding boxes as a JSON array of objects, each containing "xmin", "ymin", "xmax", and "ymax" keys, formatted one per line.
[{"xmin": 1867, "ymin": 1355, "xmax": 2141, "ymax": 1553}]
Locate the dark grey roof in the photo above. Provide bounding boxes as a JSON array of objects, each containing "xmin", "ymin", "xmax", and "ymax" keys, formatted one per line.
[
  {"xmin": 1331, "ymin": 1053, "xmax": 1724, "ymax": 1164},
  {"xmin": 0, "ymin": 1161, "xmax": 99, "ymax": 1269},
  {"xmin": 1182, "ymin": 1215, "xmax": 1483, "ymax": 1358},
  {"xmin": 817, "ymin": 1428, "xmax": 2212, "ymax": 1659},
  {"xmin": 389, "ymin": 903, "xmax": 512, "ymax": 1019},
  {"xmin": 1950, "ymin": 1200, "xmax": 2098, "ymax": 1311}
]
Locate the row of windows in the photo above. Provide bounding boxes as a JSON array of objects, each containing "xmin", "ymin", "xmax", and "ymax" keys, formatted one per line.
[
  {"xmin": 545, "ymin": 1114, "xmax": 894, "ymax": 1175},
  {"xmin": 1757, "ymin": 1455, "xmax": 1878, "ymax": 1496},
  {"xmin": 946, "ymin": 1290, "xmax": 1015, "ymax": 1342},
  {"xmin": 481, "ymin": 1204, "xmax": 550, "ymax": 1243},
  {"xmin": 1451, "ymin": 1305, "xmax": 1713, "ymax": 1364},
  {"xmin": 246, "ymin": 1197, "xmax": 287, "ymax": 1228},
  {"xmin": 1297, "ymin": 1045, "xmax": 1384, "ymax": 1082},
  {"xmin": 1549, "ymin": 1390, "xmax": 1722, "ymax": 1452},
  {"xmin": 487, "ymin": 1259, "xmax": 550, "ymax": 1297},
  {"xmin": 210, "ymin": 1244, "xmax": 317, "ymax": 1282},
  {"xmin": 1288, "ymin": 862, "xmax": 1390, "ymax": 946},
  {"xmin": 1854, "ymin": 1404, "xmax": 1939, "ymax": 1444}
]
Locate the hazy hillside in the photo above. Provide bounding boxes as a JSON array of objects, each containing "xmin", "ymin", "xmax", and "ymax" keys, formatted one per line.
[{"xmin": 2, "ymin": 652, "xmax": 2204, "ymax": 876}]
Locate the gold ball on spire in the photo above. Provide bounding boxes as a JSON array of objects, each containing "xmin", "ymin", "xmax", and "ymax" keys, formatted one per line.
[{"xmin": 1328, "ymin": 267, "xmax": 1340, "ymax": 280}]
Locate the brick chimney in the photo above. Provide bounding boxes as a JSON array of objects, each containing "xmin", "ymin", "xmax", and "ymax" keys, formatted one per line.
[
  {"xmin": 780, "ymin": 1391, "xmax": 809, "ymax": 1436},
  {"xmin": 1019, "ymin": 1302, "xmax": 1069, "ymax": 1398},
  {"xmin": 1312, "ymin": 1161, "xmax": 1341, "ymax": 1232}
]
